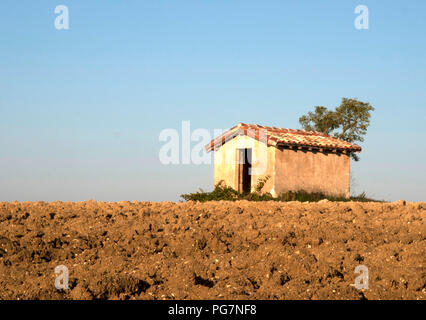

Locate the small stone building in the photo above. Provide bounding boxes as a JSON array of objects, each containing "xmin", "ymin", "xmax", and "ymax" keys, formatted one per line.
[{"xmin": 205, "ymin": 123, "xmax": 361, "ymax": 198}]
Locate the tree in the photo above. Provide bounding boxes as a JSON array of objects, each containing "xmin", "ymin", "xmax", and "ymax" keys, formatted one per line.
[{"xmin": 299, "ymin": 98, "xmax": 374, "ymax": 161}]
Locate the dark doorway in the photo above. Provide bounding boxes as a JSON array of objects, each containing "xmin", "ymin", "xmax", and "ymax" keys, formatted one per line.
[{"xmin": 237, "ymin": 148, "xmax": 252, "ymax": 193}]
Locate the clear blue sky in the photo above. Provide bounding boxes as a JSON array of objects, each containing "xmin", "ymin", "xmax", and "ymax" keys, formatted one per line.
[{"xmin": 1, "ymin": 0, "xmax": 425, "ymax": 202}]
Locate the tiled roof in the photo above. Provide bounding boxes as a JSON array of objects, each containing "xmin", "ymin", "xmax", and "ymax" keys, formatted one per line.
[{"xmin": 205, "ymin": 122, "xmax": 362, "ymax": 153}]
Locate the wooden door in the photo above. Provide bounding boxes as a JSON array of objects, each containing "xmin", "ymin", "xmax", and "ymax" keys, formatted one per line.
[{"xmin": 237, "ymin": 148, "xmax": 252, "ymax": 193}]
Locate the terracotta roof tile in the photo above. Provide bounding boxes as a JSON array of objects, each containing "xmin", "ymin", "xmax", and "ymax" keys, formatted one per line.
[{"xmin": 205, "ymin": 122, "xmax": 361, "ymax": 153}]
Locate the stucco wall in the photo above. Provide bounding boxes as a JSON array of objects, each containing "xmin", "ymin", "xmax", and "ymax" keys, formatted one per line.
[
  {"xmin": 274, "ymin": 148, "xmax": 350, "ymax": 198},
  {"xmin": 213, "ymin": 137, "xmax": 351, "ymax": 198},
  {"xmin": 213, "ymin": 135, "xmax": 275, "ymax": 194}
]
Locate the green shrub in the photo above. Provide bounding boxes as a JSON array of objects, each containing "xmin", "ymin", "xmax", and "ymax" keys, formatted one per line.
[
  {"xmin": 180, "ymin": 180, "xmax": 240, "ymax": 202},
  {"xmin": 180, "ymin": 179, "xmax": 380, "ymax": 202},
  {"xmin": 254, "ymin": 175, "xmax": 271, "ymax": 193}
]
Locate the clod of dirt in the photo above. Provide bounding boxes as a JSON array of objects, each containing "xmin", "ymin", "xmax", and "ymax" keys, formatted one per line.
[
  {"xmin": 194, "ymin": 274, "xmax": 214, "ymax": 288},
  {"xmin": 87, "ymin": 275, "xmax": 151, "ymax": 299}
]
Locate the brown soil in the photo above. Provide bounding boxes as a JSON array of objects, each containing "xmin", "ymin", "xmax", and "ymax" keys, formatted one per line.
[{"xmin": 0, "ymin": 200, "xmax": 424, "ymax": 300}]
